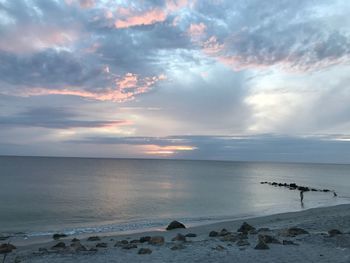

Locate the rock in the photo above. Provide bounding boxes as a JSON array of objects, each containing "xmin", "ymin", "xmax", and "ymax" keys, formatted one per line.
[
  {"xmin": 0, "ymin": 243, "xmax": 16, "ymax": 254},
  {"xmin": 212, "ymin": 245, "xmax": 225, "ymax": 251},
  {"xmin": 323, "ymin": 189, "xmax": 330, "ymax": 192},
  {"xmin": 96, "ymin": 242, "xmax": 108, "ymax": 248},
  {"xmin": 0, "ymin": 235, "xmax": 9, "ymax": 241},
  {"xmin": 236, "ymin": 239, "xmax": 250, "ymax": 246},
  {"xmin": 286, "ymin": 227, "xmax": 309, "ymax": 237},
  {"xmin": 139, "ymin": 236, "xmax": 151, "ymax": 243},
  {"xmin": 38, "ymin": 248, "xmax": 48, "ymax": 253},
  {"xmin": 51, "ymin": 242, "xmax": 66, "ymax": 250},
  {"xmin": 130, "ymin": 239, "xmax": 140, "ymax": 244},
  {"xmin": 282, "ymin": 240, "xmax": 298, "ymax": 246},
  {"xmin": 89, "ymin": 248, "xmax": 98, "ymax": 252},
  {"xmin": 185, "ymin": 233, "xmax": 197, "ymax": 238},
  {"xmin": 138, "ymin": 248, "xmax": 152, "ymax": 254},
  {"xmin": 258, "ymin": 234, "xmax": 281, "ymax": 244},
  {"xmin": 53, "ymin": 233, "xmax": 67, "ymax": 240},
  {"xmin": 71, "ymin": 238, "xmax": 80, "ymax": 242},
  {"xmin": 257, "ymin": 228, "xmax": 270, "ymax": 232},
  {"xmin": 70, "ymin": 242, "xmax": 87, "ymax": 251},
  {"xmin": 290, "ymin": 183, "xmax": 297, "ymax": 188},
  {"xmin": 209, "ymin": 231, "xmax": 219, "ymax": 237},
  {"xmin": 237, "ymin": 222, "xmax": 256, "ymax": 234},
  {"xmin": 114, "ymin": 240, "xmax": 129, "ymax": 247},
  {"xmin": 238, "ymin": 233, "xmax": 248, "ymax": 240},
  {"xmin": 249, "ymin": 229, "xmax": 258, "ymax": 235},
  {"xmin": 149, "ymin": 236, "xmax": 165, "ymax": 245},
  {"xmin": 172, "ymin": 233, "xmax": 186, "ymax": 242},
  {"xmin": 254, "ymin": 240, "xmax": 269, "ymax": 250},
  {"xmin": 219, "ymin": 228, "xmax": 231, "ymax": 236},
  {"xmin": 328, "ymin": 229, "xmax": 342, "ymax": 237},
  {"xmin": 122, "ymin": 244, "xmax": 137, "ymax": 249},
  {"xmin": 220, "ymin": 234, "xmax": 238, "ymax": 242},
  {"xmin": 171, "ymin": 243, "xmax": 185, "ymax": 250},
  {"xmin": 87, "ymin": 236, "xmax": 101, "ymax": 241},
  {"xmin": 166, "ymin": 221, "xmax": 186, "ymax": 230}
]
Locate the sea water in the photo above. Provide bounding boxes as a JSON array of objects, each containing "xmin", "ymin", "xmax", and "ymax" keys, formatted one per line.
[{"xmin": 0, "ymin": 156, "xmax": 349, "ymax": 237}]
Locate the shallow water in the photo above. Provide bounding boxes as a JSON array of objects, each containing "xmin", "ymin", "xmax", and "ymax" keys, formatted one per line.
[{"xmin": 0, "ymin": 156, "xmax": 349, "ymax": 236}]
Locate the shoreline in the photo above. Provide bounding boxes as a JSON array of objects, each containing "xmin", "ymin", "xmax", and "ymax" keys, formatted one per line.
[
  {"xmin": 7, "ymin": 198, "xmax": 350, "ymax": 246},
  {"xmin": 4, "ymin": 203, "xmax": 350, "ymax": 262}
]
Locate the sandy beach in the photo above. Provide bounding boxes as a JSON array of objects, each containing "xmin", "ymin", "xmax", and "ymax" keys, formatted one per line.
[{"xmin": 2, "ymin": 204, "xmax": 350, "ymax": 263}]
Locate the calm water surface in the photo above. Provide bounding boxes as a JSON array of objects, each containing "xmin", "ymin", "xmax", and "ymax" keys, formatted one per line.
[{"xmin": 0, "ymin": 156, "xmax": 349, "ymax": 236}]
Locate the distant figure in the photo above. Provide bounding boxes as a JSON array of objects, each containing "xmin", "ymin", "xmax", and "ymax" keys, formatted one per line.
[
  {"xmin": 333, "ymin": 191, "xmax": 337, "ymax": 197},
  {"xmin": 300, "ymin": 190, "xmax": 304, "ymax": 203}
]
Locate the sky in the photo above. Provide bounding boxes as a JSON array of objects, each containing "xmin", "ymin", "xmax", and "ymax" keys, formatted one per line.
[{"xmin": 0, "ymin": 0, "xmax": 350, "ymax": 163}]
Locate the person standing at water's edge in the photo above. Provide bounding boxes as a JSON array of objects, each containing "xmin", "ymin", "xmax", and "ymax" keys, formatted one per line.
[{"xmin": 300, "ymin": 190, "xmax": 304, "ymax": 203}]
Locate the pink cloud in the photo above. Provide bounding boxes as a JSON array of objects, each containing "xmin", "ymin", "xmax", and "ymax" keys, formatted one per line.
[
  {"xmin": 187, "ymin": 23, "xmax": 207, "ymax": 38},
  {"xmin": 18, "ymin": 73, "xmax": 167, "ymax": 102},
  {"xmin": 201, "ymin": 36, "xmax": 225, "ymax": 55},
  {"xmin": 144, "ymin": 144, "xmax": 196, "ymax": 156},
  {"xmin": 113, "ymin": 0, "xmax": 194, "ymax": 29},
  {"xmin": 79, "ymin": 0, "xmax": 95, "ymax": 8},
  {"xmin": 115, "ymin": 8, "xmax": 167, "ymax": 29},
  {"xmin": 0, "ymin": 26, "xmax": 79, "ymax": 53}
]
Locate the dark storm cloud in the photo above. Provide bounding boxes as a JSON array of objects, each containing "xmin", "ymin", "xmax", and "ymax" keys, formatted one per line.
[{"xmin": 0, "ymin": 107, "xmax": 128, "ymax": 129}]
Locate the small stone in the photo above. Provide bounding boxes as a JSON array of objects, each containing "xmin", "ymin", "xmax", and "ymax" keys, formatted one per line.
[
  {"xmin": 257, "ymin": 228, "xmax": 270, "ymax": 232},
  {"xmin": 213, "ymin": 245, "xmax": 225, "ymax": 251},
  {"xmin": 238, "ymin": 233, "xmax": 248, "ymax": 240},
  {"xmin": 209, "ymin": 231, "xmax": 219, "ymax": 237},
  {"xmin": 70, "ymin": 242, "xmax": 87, "ymax": 251},
  {"xmin": 0, "ymin": 236, "xmax": 10, "ymax": 241},
  {"xmin": 172, "ymin": 233, "xmax": 186, "ymax": 242},
  {"xmin": 282, "ymin": 240, "xmax": 298, "ymax": 246},
  {"xmin": 185, "ymin": 233, "xmax": 197, "ymax": 238},
  {"xmin": 254, "ymin": 240, "xmax": 269, "ymax": 250},
  {"xmin": 149, "ymin": 236, "xmax": 165, "ymax": 245},
  {"xmin": 286, "ymin": 227, "xmax": 309, "ymax": 237},
  {"xmin": 115, "ymin": 240, "xmax": 129, "ymax": 247},
  {"xmin": 87, "ymin": 236, "xmax": 101, "ymax": 241},
  {"xmin": 171, "ymin": 243, "xmax": 185, "ymax": 250},
  {"xmin": 139, "ymin": 236, "xmax": 151, "ymax": 243},
  {"xmin": 52, "ymin": 233, "xmax": 67, "ymax": 240},
  {"xmin": 138, "ymin": 248, "xmax": 152, "ymax": 254},
  {"xmin": 236, "ymin": 239, "xmax": 250, "ymax": 246},
  {"xmin": 258, "ymin": 234, "xmax": 281, "ymax": 244},
  {"xmin": 130, "ymin": 239, "xmax": 140, "ymax": 244},
  {"xmin": 51, "ymin": 242, "xmax": 66, "ymax": 250},
  {"xmin": 249, "ymin": 229, "xmax": 258, "ymax": 235},
  {"xmin": 237, "ymin": 222, "xmax": 256, "ymax": 234},
  {"xmin": 0, "ymin": 243, "xmax": 16, "ymax": 254},
  {"xmin": 166, "ymin": 221, "xmax": 186, "ymax": 230},
  {"xmin": 221, "ymin": 234, "xmax": 238, "ymax": 242},
  {"xmin": 219, "ymin": 228, "xmax": 231, "ymax": 236},
  {"xmin": 328, "ymin": 229, "xmax": 342, "ymax": 237},
  {"xmin": 96, "ymin": 242, "xmax": 108, "ymax": 248},
  {"xmin": 71, "ymin": 238, "xmax": 80, "ymax": 242},
  {"xmin": 38, "ymin": 248, "xmax": 48, "ymax": 253},
  {"xmin": 122, "ymin": 243, "xmax": 137, "ymax": 249}
]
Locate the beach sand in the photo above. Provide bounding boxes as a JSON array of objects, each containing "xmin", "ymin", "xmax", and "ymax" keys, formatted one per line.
[{"xmin": 3, "ymin": 204, "xmax": 350, "ymax": 263}]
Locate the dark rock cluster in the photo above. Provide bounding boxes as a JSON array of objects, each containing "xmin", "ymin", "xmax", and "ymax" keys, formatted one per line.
[{"xmin": 260, "ymin": 181, "xmax": 332, "ymax": 193}]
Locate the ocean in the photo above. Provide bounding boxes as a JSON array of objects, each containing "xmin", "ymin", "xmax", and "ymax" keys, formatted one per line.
[{"xmin": 0, "ymin": 156, "xmax": 349, "ymax": 237}]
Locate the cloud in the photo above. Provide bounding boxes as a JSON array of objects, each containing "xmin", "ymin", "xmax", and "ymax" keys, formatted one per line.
[
  {"xmin": 15, "ymin": 73, "xmax": 167, "ymax": 102},
  {"xmin": 0, "ymin": 107, "xmax": 130, "ymax": 129},
  {"xmin": 115, "ymin": 8, "xmax": 167, "ymax": 29},
  {"xmin": 65, "ymin": 134, "xmax": 350, "ymax": 163}
]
